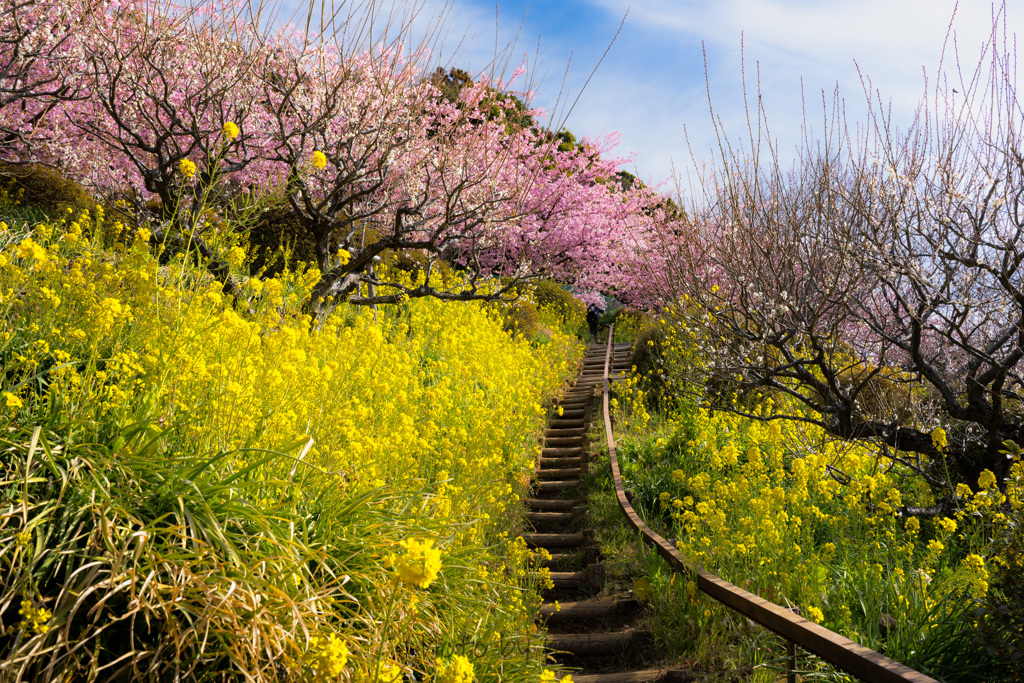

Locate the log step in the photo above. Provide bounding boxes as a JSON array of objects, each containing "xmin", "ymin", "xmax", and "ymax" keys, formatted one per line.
[
  {"xmin": 545, "ymin": 427, "xmax": 585, "ymax": 437},
  {"xmin": 573, "ymin": 669, "xmax": 695, "ymax": 683},
  {"xmin": 521, "ymin": 531, "xmax": 587, "ymax": 548},
  {"xmin": 549, "ymin": 419, "xmax": 585, "ymax": 429},
  {"xmin": 542, "ymin": 447, "xmax": 583, "ymax": 457},
  {"xmin": 545, "ymin": 437, "xmax": 583, "ymax": 447},
  {"xmin": 546, "ymin": 629, "xmax": 650, "ymax": 656},
  {"xmin": 538, "ymin": 457, "xmax": 584, "ymax": 468},
  {"xmin": 542, "ymin": 563, "xmax": 603, "ymax": 590},
  {"xmin": 536, "ymin": 479, "xmax": 580, "ymax": 492},
  {"xmin": 526, "ymin": 511, "xmax": 575, "ymax": 525},
  {"xmin": 544, "ymin": 430, "xmax": 585, "ymax": 440},
  {"xmin": 535, "ymin": 468, "xmax": 582, "ymax": 480},
  {"xmin": 539, "ymin": 597, "xmax": 640, "ymax": 623},
  {"xmin": 526, "ymin": 498, "xmax": 578, "ymax": 511}
]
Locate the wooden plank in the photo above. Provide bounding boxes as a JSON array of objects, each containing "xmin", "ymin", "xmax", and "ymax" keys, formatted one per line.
[
  {"xmin": 545, "ymin": 428, "xmax": 586, "ymax": 437},
  {"xmin": 546, "ymin": 629, "xmax": 647, "ymax": 655},
  {"xmin": 545, "ymin": 436, "xmax": 584, "ymax": 447},
  {"xmin": 526, "ymin": 498, "xmax": 578, "ymax": 511},
  {"xmin": 522, "ymin": 531, "xmax": 586, "ymax": 548},
  {"xmin": 572, "ymin": 669, "xmax": 678, "ymax": 683},
  {"xmin": 542, "ymin": 447, "xmax": 584, "ymax": 457},
  {"xmin": 535, "ymin": 468, "xmax": 582, "ymax": 480},
  {"xmin": 537, "ymin": 479, "xmax": 580, "ymax": 492},
  {"xmin": 539, "ymin": 457, "xmax": 585, "ymax": 468},
  {"xmin": 539, "ymin": 597, "xmax": 640, "ymax": 622}
]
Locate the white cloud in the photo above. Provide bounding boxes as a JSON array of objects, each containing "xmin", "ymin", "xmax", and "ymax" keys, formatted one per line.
[{"xmin": 276, "ymin": 1, "xmax": 1024, "ymax": 185}]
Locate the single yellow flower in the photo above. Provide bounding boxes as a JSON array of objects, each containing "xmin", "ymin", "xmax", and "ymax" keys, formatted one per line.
[
  {"xmin": 312, "ymin": 150, "xmax": 328, "ymax": 170},
  {"xmin": 222, "ymin": 121, "xmax": 240, "ymax": 140}
]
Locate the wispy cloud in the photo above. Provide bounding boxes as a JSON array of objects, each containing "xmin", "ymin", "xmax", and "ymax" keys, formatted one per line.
[{"xmin": 277, "ymin": 1, "xmax": 1022, "ymax": 186}]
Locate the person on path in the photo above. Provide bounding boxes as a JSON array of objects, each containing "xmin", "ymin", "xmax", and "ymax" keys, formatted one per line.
[{"xmin": 586, "ymin": 303, "xmax": 603, "ymax": 339}]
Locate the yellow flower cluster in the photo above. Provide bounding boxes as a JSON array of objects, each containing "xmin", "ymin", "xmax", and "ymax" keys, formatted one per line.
[
  {"xmin": 392, "ymin": 538, "xmax": 442, "ymax": 589},
  {"xmin": 222, "ymin": 121, "xmax": 240, "ymax": 141},
  {"xmin": 18, "ymin": 600, "xmax": 51, "ymax": 635},
  {"xmin": 308, "ymin": 633, "xmax": 349, "ymax": 677},
  {"xmin": 436, "ymin": 655, "xmax": 474, "ymax": 683},
  {"xmin": 540, "ymin": 669, "xmax": 573, "ymax": 683},
  {"xmin": 616, "ymin": 363, "xmax": 1023, "ymax": 651},
  {"xmin": 0, "ymin": 206, "xmax": 582, "ymax": 680},
  {"xmin": 178, "ymin": 158, "xmax": 197, "ymax": 178}
]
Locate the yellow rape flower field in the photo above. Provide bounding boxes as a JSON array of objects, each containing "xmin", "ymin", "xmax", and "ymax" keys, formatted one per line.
[
  {"xmin": 0, "ymin": 205, "xmax": 584, "ymax": 681},
  {"xmin": 604, "ymin": 324, "xmax": 1024, "ymax": 681}
]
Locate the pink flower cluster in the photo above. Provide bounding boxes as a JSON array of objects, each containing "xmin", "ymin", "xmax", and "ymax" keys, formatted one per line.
[{"xmin": 1, "ymin": 0, "xmax": 671, "ymax": 307}]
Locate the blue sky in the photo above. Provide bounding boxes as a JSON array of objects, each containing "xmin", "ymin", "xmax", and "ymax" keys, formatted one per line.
[{"xmin": 282, "ymin": 1, "xmax": 1022, "ymax": 189}]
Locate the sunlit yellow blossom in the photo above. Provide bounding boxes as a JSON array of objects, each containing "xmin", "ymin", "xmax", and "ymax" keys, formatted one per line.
[
  {"xmin": 312, "ymin": 150, "xmax": 328, "ymax": 170},
  {"xmin": 16, "ymin": 237, "xmax": 46, "ymax": 265},
  {"xmin": 936, "ymin": 517, "xmax": 956, "ymax": 534},
  {"xmin": 437, "ymin": 655, "xmax": 474, "ymax": 683},
  {"xmin": 178, "ymin": 158, "xmax": 197, "ymax": 178},
  {"xmin": 805, "ymin": 606, "xmax": 824, "ymax": 623},
  {"xmin": 392, "ymin": 537, "xmax": 442, "ymax": 589},
  {"xmin": 18, "ymin": 600, "xmax": 51, "ymax": 635},
  {"xmin": 978, "ymin": 469, "xmax": 998, "ymax": 490},
  {"xmin": 540, "ymin": 669, "xmax": 573, "ymax": 683},
  {"xmin": 222, "ymin": 121, "xmax": 240, "ymax": 140},
  {"xmin": 309, "ymin": 633, "xmax": 348, "ymax": 676},
  {"xmin": 930, "ymin": 427, "xmax": 947, "ymax": 452},
  {"xmin": 4, "ymin": 392, "xmax": 23, "ymax": 408}
]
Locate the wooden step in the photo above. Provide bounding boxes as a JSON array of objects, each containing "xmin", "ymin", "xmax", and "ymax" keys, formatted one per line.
[
  {"xmin": 539, "ymin": 596, "xmax": 639, "ymax": 623},
  {"xmin": 542, "ymin": 563, "xmax": 604, "ymax": 590},
  {"xmin": 526, "ymin": 511, "xmax": 575, "ymax": 525},
  {"xmin": 526, "ymin": 498, "xmax": 578, "ymax": 511},
  {"xmin": 541, "ymin": 447, "xmax": 584, "ymax": 457},
  {"xmin": 573, "ymin": 669, "xmax": 694, "ymax": 683},
  {"xmin": 545, "ymin": 436, "xmax": 583, "ymax": 447},
  {"xmin": 538, "ymin": 456, "xmax": 584, "ymax": 468},
  {"xmin": 546, "ymin": 629, "xmax": 651, "ymax": 656},
  {"xmin": 535, "ymin": 468, "xmax": 582, "ymax": 480},
  {"xmin": 549, "ymin": 419, "xmax": 585, "ymax": 429},
  {"xmin": 545, "ymin": 430, "xmax": 585, "ymax": 439},
  {"xmin": 536, "ymin": 479, "xmax": 580, "ymax": 492},
  {"xmin": 521, "ymin": 531, "xmax": 588, "ymax": 548}
]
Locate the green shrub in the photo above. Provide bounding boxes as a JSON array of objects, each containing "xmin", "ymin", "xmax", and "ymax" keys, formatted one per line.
[
  {"xmin": 0, "ymin": 163, "xmax": 94, "ymax": 216},
  {"xmin": 246, "ymin": 206, "xmax": 317, "ymax": 276},
  {"xmin": 532, "ymin": 279, "xmax": 585, "ymax": 336}
]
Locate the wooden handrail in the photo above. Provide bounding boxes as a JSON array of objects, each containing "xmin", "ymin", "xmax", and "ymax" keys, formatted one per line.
[{"xmin": 600, "ymin": 327, "xmax": 937, "ymax": 683}]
